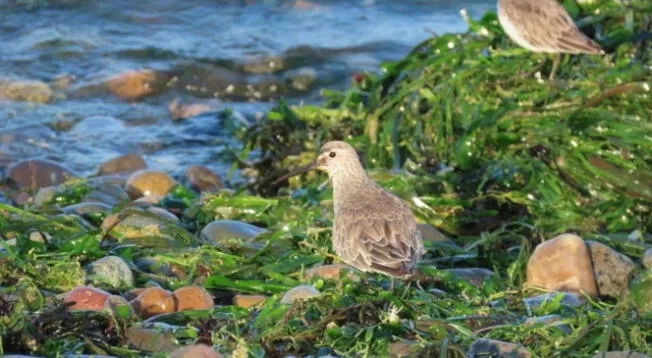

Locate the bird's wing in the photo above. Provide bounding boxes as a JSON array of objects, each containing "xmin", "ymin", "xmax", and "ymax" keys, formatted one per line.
[
  {"xmin": 501, "ymin": 0, "xmax": 603, "ymax": 54},
  {"xmin": 335, "ymin": 194, "xmax": 424, "ymax": 278}
]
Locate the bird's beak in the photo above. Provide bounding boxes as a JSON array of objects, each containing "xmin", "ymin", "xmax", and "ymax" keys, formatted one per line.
[{"xmin": 273, "ymin": 161, "xmax": 317, "ymax": 185}]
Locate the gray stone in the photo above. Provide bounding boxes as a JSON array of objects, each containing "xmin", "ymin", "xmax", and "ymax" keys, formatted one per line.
[
  {"xmin": 468, "ymin": 338, "xmax": 531, "ymax": 358},
  {"xmin": 587, "ymin": 241, "xmax": 637, "ymax": 297},
  {"xmin": 591, "ymin": 352, "xmax": 650, "ymax": 358},
  {"xmin": 125, "ymin": 326, "xmax": 179, "ymax": 353},
  {"xmin": 62, "ymin": 202, "xmax": 113, "ymax": 215},
  {"xmin": 523, "ymin": 292, "xmax": 585, "ymax": 312},
  {"xmin": 33, "ymin": 186, "xmax": 59, "ymax": 206},
  {"xmin": 281, "ymin": 285, "xmax": 320, "ymax": 304},
  {"xmin": 524, "ymin": 314, "xmax": 572, "ymax": 334},
  {"xmin": 87, "ymin": 255, "xmax": 134, "ymax": 290},
  {"xmin": 101, "ymin": 208, "xmax": 195, "ymax": 248},
  {"xmin": 200, "ymin": 220, "xmax": 267, "ymax": 246},
  {"xmin": 443, "ymin": 268, "xmax": 494, "ymax": 287},
  {"xmin": 643, "ymin": 247, "xmax": 652, "ymax": 270}
]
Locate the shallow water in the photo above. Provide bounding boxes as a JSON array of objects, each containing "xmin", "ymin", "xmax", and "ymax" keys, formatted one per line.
[{"xmin": 0, "ymin": 0, "xmax": 493, "ymax": 182}]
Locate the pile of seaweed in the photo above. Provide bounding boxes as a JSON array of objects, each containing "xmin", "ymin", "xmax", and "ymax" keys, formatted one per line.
[{"xmin": 1, "ymin": 0, "xmax": 651, "ymax": 356}]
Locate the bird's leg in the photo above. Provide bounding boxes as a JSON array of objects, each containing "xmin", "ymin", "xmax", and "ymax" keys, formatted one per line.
[{"xmin": 548, "ymin": 53, "xmax": 562, "ymax": 81}]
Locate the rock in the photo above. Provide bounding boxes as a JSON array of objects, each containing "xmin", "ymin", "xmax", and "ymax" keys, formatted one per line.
[
  {"xmin": 523, "ymin": 292, "xmax": 584, "ymax": 312},
  {"xmin": 304, "ymin": 264, "xmax": 358, "ymax": 282},
  {"xmin": 33, "ymin": 186, "xmax": 58, "ymax": 206},
  {"xmin": 200, "ymin": 220, "xmax": 267, "ymax": 247},
  {"xmin": 61, "ymin": 286, "xmax": 111, "ymax": 311},
  {"xmin": 644, "ymin": 248, "xmax": 652, "ymax": 270},
  {"xmin": 125, "ymin": 170, "xmax": 177, "ymax": 199},
  {"xmin": 286, "ymin": 67, "xmax": 317, "ymax": 91},
  {"xmin": 134, "ymin": 257, "xmax": 188, "ymax": 279},
  {"xmin": 125, "ymin": 288, "xmax": 147, "ymax": 301},
  {"xmin": 233, "ymin": 294, "xmax": 267, "ymax": 308},
  {"xmin": 131, "ymin": 195, "xmax": 165, "ymax": 207},
  {"xmin": 243, "ymin": 55, "xmax": 284, "ymax": 74},
  {"xmin": 130, "ymin": 287, "xmax": 176, "ymax": 318},
  {"xmin": 185, "ymin": 165, "xmax": 223, "ymax": 193},
  {"xmin": 388, "ymin": 340, "xmax": 420, "ymax": 357},
  {"xmin": 170, "ymin": 344, "xmax": 223, "ymax": 358},
  {"xmin": 417, "ymin": 223, "xmax": 453, "ymax": 243},
  {"xmin": 172, "ymin": 285, "xmax": 214, "ymax": 311},
  {"xmin": 62, "ymin": 202, "xmax": 113, "ymax": 216},
  {"xmin": 591, "ymin": 352, "xmax": 650, "ymax": 358},
  {"xmin": 524, "ymin": 315, "xmax": 572, "ymax": 334},
  {"xmin": 526, "ymin": 233, "xmax": 598, "ymax": 296},
  {"xmin": 587, "ymin": 241, "xmax": 637, "ymax": 298},
  {"xmin": 7, "ymin": 159, "xmax": 76, "ymax": 189},
  {"xmin": 10, "ymin": 191, "xmax": 31, "ymax": 206},
  {"xmin": 444, "ymin": 268, "xmax": 494, "ymax": 287},
  {"xmin": 168, "ymin": 99, "xmax": 216, "ymax": 120},
  {"xmin": 468, "ymin": 338, "xmax": 531, "ymax": 358},
  {"xmin": 104, "ymin": 295, "xmax": 136, "ymax": 319},
  {"xmin": 28, "ymin": 230, "xmax": 50, "ymax": 244},
  {"xmin": 629, "ymin": 270, "xmax": 652, "ymax": 314},
  {"xmin": 0, "ymin": 78, "xmax": 53, "ymax": 103},
  {"xmin": 86, "ymin": 256, "xmax": 134, "ymax": 290},
  {"xmin": 281, "ymin": 285, "xmax": 320, "ymax": 304},
  {"xmin": 125, "ymin": 325, "xmax": 179, "ymax": 353},
  {"xmin": 146, "ymin": 207, "xmax": 179, "ymax": 221},
  {"xmin": 83, "ymin": 179, "xmax": 130, "ymax": 206},
  {"xmin": 98, "ymin": 154, "xmax": 147, "ymax": 175},
  {"xmin": 101, "ymin": 208, "xmax": 195, "ymax": 248},
  {"xmin": 107, "ymin": 70, "xmax": 158, "ymax": 101},
  {"xmin": 429, "ymin": 288, "xmax": 447, "ymax": 297}
]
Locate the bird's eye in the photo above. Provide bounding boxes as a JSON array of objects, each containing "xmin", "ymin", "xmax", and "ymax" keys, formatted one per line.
[{"xmin": 329, "ymin": 152, "xmax": 336, "ymax": 158}]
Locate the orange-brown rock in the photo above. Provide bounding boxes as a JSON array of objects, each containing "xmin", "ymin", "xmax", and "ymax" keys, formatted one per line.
[
  {"xmin": 107, "ymin": 69, "xmax": 157, "ymax": 100},
  {"xmin": 7, "ymin": 159, "xmax": 76, "ymax": 189},
  {"xmin": 232, "ymin": 294, "xmax": 266, "ymax": 308},
  {"xmin": 304, "ymin": 264, "xmax": 359, "ymax": 282},
  {"xmin": 125, "ymin": 170, "xmax": 176, "ymax": 199},
  {"xmin": 526, "ymin": 233, "xmax": 598, "ymax": 296},
  {"xmin": 130, "ymin": 287, "xmax": 176, "ymax": 318},
  {"xmin": 98, "ymin": 153, "xmax": 147, "ymax": 175},
  {"xmin": 62, "ymin": 286, "xmax": 111, "ymax": 311},
  {"xmin": 185, "ymin": 165, "xmax": 224, "ymax": 193},
  {"xmin": 124, "ymin": 287, "xmax": 147, "ymax": 301},
  {"xmin": 170, "ymin": 344, "xmax": 223, "ymax": 358},
  {"xmin": 172, "ymin": 285, "xmax": 214, "ymax": 311},
  {"xmin": 168, "ymin": 98, "xmax": 215, "ymax": 120}
]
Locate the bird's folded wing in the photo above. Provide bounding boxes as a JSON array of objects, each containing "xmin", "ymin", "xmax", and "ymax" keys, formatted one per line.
[
  {"xmin": 337, "ymin": 209, "xmax": 422, "ymax": 277},
  {"xmin": 504, "ymin": 0, "xmax": 602, "ymax": 54}
]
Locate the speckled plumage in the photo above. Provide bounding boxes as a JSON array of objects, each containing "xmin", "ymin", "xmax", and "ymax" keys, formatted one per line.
[
  {"xmin": 497, "ymin": 0, "xmax": 604, "ymax": 54},
  {"xmin": 314, "ymin": 141, "xmax": 424, "ymax": 279}
]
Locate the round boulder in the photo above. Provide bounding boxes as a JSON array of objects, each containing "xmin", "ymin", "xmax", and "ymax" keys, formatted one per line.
[
  {"xmin": 185, "ymin": 165, "xmax": 223, "ymax": 193},
  {"xmin": 86, "ymin": 255, "xmax": 134, "ymax": 290},
  {"xmin": 526, "ymin": 233, "xmax": 598, "ymax": 296},
  {"xmin": 61, "ymin": 286, "xmax": 111, "ymax": 311},
  {"xmin": 125, "ymin": 170, "xmax": 177, "ymax": 199},
  {"xmin": 586, "ymin": 241, "xmax": 637, "ymax": 298},
  {"xmin": 7, "ymin": 159, "xmax": 76, "ymax": 189},
  {"xmin": 129, "ymin": 287, "xmax": 176, "ymax": 318},
  {"xmin": 172, "ymin": 285, "xmax": 214, "ymax": 311},
  {"xmin": 281, "ymin": 285, "xmax": 320, "ymax": 304},
  {"xmin": 98, "ymin": 153, "xmax": 147, "ymax": 175}
]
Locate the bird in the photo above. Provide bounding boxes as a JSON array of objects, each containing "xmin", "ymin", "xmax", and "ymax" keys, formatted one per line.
[
  {"xmin": 497, "ymin": 0, "xmax": 604, "ymax": 80},
  {"xmin": 275, "ymin": 141, "xmax": 424, "ymax": 282}
]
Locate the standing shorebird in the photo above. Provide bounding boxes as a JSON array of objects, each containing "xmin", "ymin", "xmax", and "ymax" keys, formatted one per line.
[
  {"xmin": 497, "ymin": 0, "xmax": 604, "ymax": 79},
  {"xmin": 276, "ymin": 141, "xmax": 424, "ymax": 282}
]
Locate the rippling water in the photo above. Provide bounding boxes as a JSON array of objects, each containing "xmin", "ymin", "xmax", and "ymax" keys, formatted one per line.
[{"xmin": 0, "ymin": 0, "xmax": 493, "ymax": 181}]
